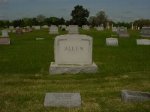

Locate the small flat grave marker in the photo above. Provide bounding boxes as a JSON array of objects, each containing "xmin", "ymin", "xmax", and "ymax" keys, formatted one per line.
[
  {"xmin": 121, "ymin": 90, "xmax": 150, "ymax": 102},
  {"xmin": 137, "ymin": 39, "xmax": 150, "ymax": 45},
  {"xmin": 106, "ymin": 38, "xmax": 118, "ymax": 46},
  {"xmin": 44, "ymin": 93, "xmax": 81, "ymax": 108}
]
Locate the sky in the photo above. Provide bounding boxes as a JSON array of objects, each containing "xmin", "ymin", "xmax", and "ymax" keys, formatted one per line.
[{"xmin": 0, "ymin": 0, "xmax": 150, "ymax": 22}]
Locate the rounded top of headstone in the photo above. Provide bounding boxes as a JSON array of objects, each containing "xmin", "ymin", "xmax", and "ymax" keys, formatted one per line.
[{"xmin": 55, "ymin": 34, "xmax": 92, "ymax": 41}]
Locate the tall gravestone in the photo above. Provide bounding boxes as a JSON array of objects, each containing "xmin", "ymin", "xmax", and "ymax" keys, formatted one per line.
[
  {"xmin": 0, "ymin": 30, "xmax": 10, "ymax": 45},
  {"xmin": 49, "ymin": 25, "xmax": 59, "ymax": 34},
  {"xmin": 49, "ymin": 34, "xmax": 98, "ymax": 74}
]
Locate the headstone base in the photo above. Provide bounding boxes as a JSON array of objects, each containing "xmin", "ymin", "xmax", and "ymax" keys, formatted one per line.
[
  {"xmin": 49, "ymin": 62, "xmax": 98, "ymax": 74},
  {"xmin": 0, "ymin": 37, "xmax": 10, "ymax": 45}
]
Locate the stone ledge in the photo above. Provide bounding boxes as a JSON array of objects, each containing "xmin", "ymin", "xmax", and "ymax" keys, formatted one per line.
[{"xmin": 49, "ymin": 62, "xmax": 98, "ymax": 74}]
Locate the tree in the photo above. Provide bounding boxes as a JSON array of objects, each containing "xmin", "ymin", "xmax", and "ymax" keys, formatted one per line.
[
  {"xmin": 71, "ymin": 5, "xmax": 89, "ymax": 26},
  {"xmin": 88, "ymin": 10, "xmax": 108, "ymax": 27},
  {"xmin": 95, "ymin": 11, "xmax": 108, "ymax": 26},
  {"xmin": 36, "ymin": 14, "xmax": 46, "ymax": 25}
]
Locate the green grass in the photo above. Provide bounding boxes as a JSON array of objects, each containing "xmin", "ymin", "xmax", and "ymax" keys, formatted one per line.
[{"xmin": 0, "ymin": 29, "xmax": 150, "ymax": 112}]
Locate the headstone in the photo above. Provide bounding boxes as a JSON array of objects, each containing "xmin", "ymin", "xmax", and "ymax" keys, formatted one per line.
[
  {"xmin": 121, "ymin": 90, "xmax": 150, "ymax": 102},
  {"xmin": 33, "ymin": 26, "xmax": 41, "ymax": 30},
  {"xmin": 117, "ymin": 27, "xmax": 129, "ymax": 37},
  {"xmin": 112, "ymin": 27, "xmax": 117, "ymax": 32},
  {"xmin": 9, "ymin": 26, "xmax": 14, "ymax": 30},
  {"xmin": 42, "ymin": 25, "xmax": 49, "ymax": 29},
  {"xmin": 67, "ymin": 25, "xmax": 79, "ymax": 34},
  {"xmin": 49, "ymin": 25, "xmax": 59, "ymax": 34},
  {"xmin": 137, "ymin": 39, "xmax": 150, "ymax": 45},
  {"xmin": 140, "ymin": 27, "xmax": 150, "ymax": 38},
  {"xmin": 82, "ymin": 25, "xmax": 90, "ymax": 30},
  {"xmin": 106, "ymin": 38, "xmax": 118, "ymax": 46},
  {"xmin": 0, "ymin": 38, "xmax": 10, "ymax": 45},
  {"xmin": 1, "ymin": 30, "xmax": 9, "ymax": 37},
  {"xmin": 96, "ymin": 26, "xmax": 104, "ymax": 31},
  {"xmin": 0, "ymin": 30, "xmax": 10, "ymax": 45},
  {"xmin": 49, "ymin": 34, "xmax": 98, "ymax": 74},
  {"xmin": 44, "ymin": 93, "xmax": 81, "ymax": 108}
]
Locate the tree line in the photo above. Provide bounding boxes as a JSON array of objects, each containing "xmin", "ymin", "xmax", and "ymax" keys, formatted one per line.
[{"xmin": 0, "ymin": 5, "xmax": 150, "ymax": 28}]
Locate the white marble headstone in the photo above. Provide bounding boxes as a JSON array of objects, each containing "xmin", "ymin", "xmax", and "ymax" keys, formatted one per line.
[
  {"xmin": 96, "ymin": 26, "xmax": 104, "ymax": 31},
  {"xmin": 49, "ymin": 25, "xmax": 58, "ymax": 34},
  {"xmin": 140, "ymin": 27, "xmax": 150, "ymax": 38},
  {"xmin": 82, "ymin": 25, "xmax": 90, "ymax": 30},
  {"xmin": 55, "ymin": 34, "xmax": 92, "ymax": 65},
  {"xmin": 106, "ymin": 38, "xmax": 118, "ymax": 46},
  {"xmin": 68, "ymin": 25, "xmax": 79, "ymax": 34},
  {"xmin": 49, "ymin": 34, "xmax": 98, "ymax": 74},
  {"xmin": 137, "ymin": 39, "xmax": 150, "ymax": 45},
  {"xmin": 1, "ymin": 30, "xmax": 9, "ymax": 37}
]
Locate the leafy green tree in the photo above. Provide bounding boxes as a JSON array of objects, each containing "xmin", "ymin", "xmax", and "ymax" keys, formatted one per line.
[{"xmin": 71, "ymin": 5, "xmax": 89, "ymax": 26}]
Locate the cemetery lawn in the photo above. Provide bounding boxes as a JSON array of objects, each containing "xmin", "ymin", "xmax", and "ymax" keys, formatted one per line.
[{"xmin": 0, "ymin": 29, "xmax": 150, "ymax": 112}]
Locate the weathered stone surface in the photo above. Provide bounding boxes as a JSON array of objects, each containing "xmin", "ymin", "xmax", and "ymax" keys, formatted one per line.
[
  {"xmin": 0, "ymin": 38, "xmax": 10, "ymax": 45},
  {"xmin": 137, "ymin": 39, "xmax": 150, "ymax": 45},
  {"xmin": 49, "ymin": 34, "xmax": 98, "ymax": 74},
  {"xmin": 140, "ymin": 27, "xmax": 150, "ymax": 38},
  {"xmin": 121, "ymin": 90, "xmax": 150, "ymax": 102},
  {"xmin": 44, "ymin": 93, "xmax": 81, "ymax": 108},
  {"xmin": 49, "ymin": 25, "xmax": 59, "ymax": 34},
  {"xmin": 82, "ymin": 25, "xmax": 90, "ymax": 30},
  {"xmin": 117, "ymin": 27, "xmax": 129, "ymax": 37},
  {"xmin": 106, "ymin": 38, "xmax": 118, "ymax": 46},
  {"xmin": 67, "ymin": 25, "xmax": 79, "ymax": 34},
  {"xmin": 50, "ymin": 62, "xmax": 98, "ymax": 74},
  {"xmin": 1, "ymin": 30, "xmax": 9, "ymax": 37}
]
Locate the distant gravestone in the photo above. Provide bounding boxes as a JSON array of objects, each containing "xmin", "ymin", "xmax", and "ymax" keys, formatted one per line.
[
  {"xmin": 1, "ymin": 30, "xmax": 9, "ymax": 37},
  {"xmin": 117, "ymin": 27, "xmax": 129, "ymax": 37},
  {"xmin": 140, "ymin": 27, "xmax": 150, "ymax": 38},
  {"xmin": 106, "ymin": 38, "xmax": 118, "ymax": 46},
  {"xmin": 60, "ymin": 25, "xmax": 67, "ymax": 30},
  {"xmin": 49, "ymin": 34, "xmax": 98, "ymax": 74},
  {"xmin": 121, "ymin": 90, "xmax": 150, "ymax": 102},
  {"xmin": 44, "ymin": 93, "xmax": 81, "ymax": 108},
  {"xmin": 112, "ymin": 27, "xmax": 117, "ymax": 32},
  {"xmin": 49, "ymin": 25, "xmax": 59, "ymax": 34},
  {"xmin": 82, "ymin": 25, "xmax": 90, "ymax": 30},
  {"xmin": 42, "ymin": 25, "xmax": 49, "ymax": 29},
  {"xmin": 67, "ymin": 25, "xmax": 79, "ymax": 34},
  {"xmin": 33, "ymin": 26, "xmax": 41, "ymax": 30},
  {"xmin": 0, "ymin": 30, "xmax": 10, "ymax": 45},
  {"xmin": 96, "ymin": 26, "xmax": 104, "ymax": 31},
  {"xmin": 137, "ymin": 39, "xmax": 150, "ymax": 45}
]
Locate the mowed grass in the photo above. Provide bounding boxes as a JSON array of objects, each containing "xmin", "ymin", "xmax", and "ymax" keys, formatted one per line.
[{"xmin": 0, "ymin": 28, "xmax": 150, "ymax": 112}]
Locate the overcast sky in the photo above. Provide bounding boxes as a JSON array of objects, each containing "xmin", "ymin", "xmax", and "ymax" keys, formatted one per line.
[{"xmin": 0, "ymin": 0, "xmax": 150, "ymax": 22}]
